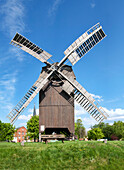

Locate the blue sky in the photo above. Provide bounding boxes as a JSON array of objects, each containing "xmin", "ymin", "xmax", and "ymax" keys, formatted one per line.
[{"xmin": 0, "ymin": 0, "xmax": 124, "ymax": 130}]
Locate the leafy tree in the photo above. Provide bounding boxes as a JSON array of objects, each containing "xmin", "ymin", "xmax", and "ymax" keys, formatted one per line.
[
  {"xmin": 92, "ymin": 122, "xmax": 106, "ymax": 129},
  {"xmin": 92, "ymin": 123, "xmax": 113, "ymax": 140},
  {"xmin": 88, "ymin": 128, "xmax": 104, "ymax": 140},
  {"xmin": 27, "ymin": 115, "xmax": 39, "ymax": 142},
  {"xmin": 102, "ymin": 125, "xmax": 114, "ymax": 140},
  {"xmin": 0, "ymin": 121, "xmax": 15, "ymax": 141},
  {"xmin": 0, "ymin": 120, "xmax": 3, "ymax": 141},
  {"xmin": 113, "ymin": 121, "xmax": 124, "ymax": 139},
  {"xmin": 92, "ymin": 121, "xmax": 124, "ymax": 140},
  {"xmin": 75, "ymin": 119, "xmax": 86, "ymax": 139}
]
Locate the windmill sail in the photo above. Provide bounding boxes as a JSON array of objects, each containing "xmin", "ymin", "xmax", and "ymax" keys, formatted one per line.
[
  {"xmin": 64, "ymin": 23, "xmax": 106, "ymax": 65},
  {"xmin": 10, "ymin": 33, "xmax": 52, "ymax": 63},
  {"xmin": 57, "ymin": 70, "xmax": 108, "ymax": 122},
  {"xmin": 7, "ymin": 71, "xmax": 53, "ymax": 124}
]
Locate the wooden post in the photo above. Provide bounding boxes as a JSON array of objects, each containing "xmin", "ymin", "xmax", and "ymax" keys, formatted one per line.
[{"xmin": 39, "ymin": 133, "xmax": 41, "ymax": 142}]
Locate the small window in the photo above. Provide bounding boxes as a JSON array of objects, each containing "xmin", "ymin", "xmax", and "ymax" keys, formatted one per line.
[
  {"xmin": 22, "ymin": 136, "xmax": 24, "ymax": 139},
  {"xmin": 18, "ymin": 132, "xmax": 20, "ymax": 135},
  {"xmin": 18, "ymin": 136, "xmax": 20, "ymax": 139},
  {"xmin": 22, "ymin": 128, "xmax": 24, "ymax": 131},
  {"xmin": 22, "ymin": 132, "xmax": 24, "ymax": 135}
]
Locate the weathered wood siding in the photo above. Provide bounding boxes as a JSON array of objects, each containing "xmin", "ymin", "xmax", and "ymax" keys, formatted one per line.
[{"xmin": 39, "ymin": 86, "xmax": 74, "ymax": 134}]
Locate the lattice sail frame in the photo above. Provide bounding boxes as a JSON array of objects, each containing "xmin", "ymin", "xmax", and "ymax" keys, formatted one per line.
[
  {"xmin": 7, "ymin": 71, "xmax": 53, "ymax": 124},
  {"xmin": 64, "ymin": 23, "xmax": 106, "ymax": 65},
  {"xmin": 10, "ymin": 33, "xmax": 52, "ymax": 63}
]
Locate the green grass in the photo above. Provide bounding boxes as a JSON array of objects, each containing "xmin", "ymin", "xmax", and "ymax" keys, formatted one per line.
[{"xmin": 0, "ymin": 141, "xmax": 124, "ymax": 170}]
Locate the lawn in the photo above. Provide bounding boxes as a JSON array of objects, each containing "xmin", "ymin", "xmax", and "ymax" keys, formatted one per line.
[{"xmin": 0, "ymin": 141, "xmax": 124, "ymax": 170}]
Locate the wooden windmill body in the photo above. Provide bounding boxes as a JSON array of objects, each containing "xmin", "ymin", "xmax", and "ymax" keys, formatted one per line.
[{"xmin": 39, "ymin": 65, "xmax": 75, "ymax": 135}]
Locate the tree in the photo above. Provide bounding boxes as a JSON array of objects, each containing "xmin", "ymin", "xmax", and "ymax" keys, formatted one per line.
[
  {"xmin": 75, "ymin": 119, "xmax": 86, "ymax": 139},
  {"xmin": 92, "ymin": 122, "xmax": 106, "ymax": 129},
  {"xmin": 93, "ymin": 121, "xmax": 124, "ymax": 140},
  {"xmin": 102, "ymin": 124, "xmax": 114, "ymax": 140},
  {"xmin": 0, "ymin": 120, "xmax": 3, "ymax": 141},
  {"xmin": 27, "ymin": 115, "xmax": 39, "ymax": 142},
  {"xmin": 0, "ymin": 121, "xmax": 15, "ymax": 141},
  {"xmin": 88, "ymin": 128, "xmax": 104, "ymax": 140},
  {"xmin": 113, "ymin": 121, "xmax": 124, "ymax": 139}
]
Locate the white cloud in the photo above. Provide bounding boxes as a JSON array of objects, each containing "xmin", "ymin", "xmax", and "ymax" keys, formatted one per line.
[
  {"xmin": 82, "ymin": 117, "xmax": 97, "ymax": 125},
  {"xmin": 86, "ymin": 128, "xmax": 91, "ymax": 132},
  {"xmin": 18, "ymin": 114, "xmax": 32, "ymax": 121},
  {"xmin": 90, "ymin": 93, "xmax": 103, "ymax": 102},
  {"xmin": 103, "ymin": 107, "xmax": 124, "ymax": 122},
  {"xmin": 75, "ymin": 114, "xmax": 97, "ymax": 129},
  {"xmin": 103, "ymin": 107, "xmax": 124, "ymax": 117},
  {"xmin": 0, "ymin": 0, "xmax": 25, "ymax": 37},
  {"xmin": 109, "ymin": 122, "xmax": 114, "ymax": 125},
  {"xmin": 75, "ymin": 102, "xmax": 87, "ymax": 116},
  {"xmin": 0, "ymin": 76, "xmax": 16, "ymax": 91},
  {"xmin": 9, "ymin": 47, "xmax": 24, "ymax": 62},
  {"xmin": 90, "ymin": 3, "xmax": 96, "ymax": 8},
  {"xmin": 0, "ymin": 72, "xmax": 17, "ymax": 112},
  {"xmin": 48, "ymin": 0, "xmax": 63, "ymax": 17},
  {"xmin": 18, "ymin": 108, "xmax": 39, "ymax": 121},
  {"xmin": 108, "ymin": 116, "xmax": 124, "ymax": 121},
  {"xmin": 0, "ymin": 0, "xmax": 26, "ymax": 62},
  {"xmin": 18, "ymin": 122, "xmax": 27, "ymax": 126}
]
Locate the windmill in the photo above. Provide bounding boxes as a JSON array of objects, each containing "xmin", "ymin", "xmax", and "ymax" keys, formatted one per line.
[{"xmin": 7, "ymin": 23, "xmax": 109, "ymax": 138}]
